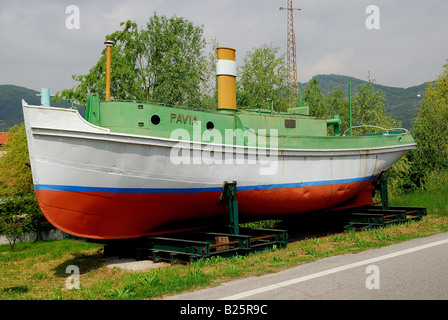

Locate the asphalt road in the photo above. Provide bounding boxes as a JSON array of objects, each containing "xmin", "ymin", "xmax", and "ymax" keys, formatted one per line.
[{"xmin": 165, "ymin": 232, "xmax": 448, "ymax": 300}]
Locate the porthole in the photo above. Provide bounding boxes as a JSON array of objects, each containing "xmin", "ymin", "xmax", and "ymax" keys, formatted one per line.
[
  {"xmin": 206, "ymin": 121, "xmax": 214, "ymax": 130},
  {"xmin": 151, "ymin": 114, "xmax": 161, "ymax": 125}
]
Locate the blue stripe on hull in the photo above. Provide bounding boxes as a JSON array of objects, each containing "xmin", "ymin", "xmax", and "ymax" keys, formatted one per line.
[{"xmin": 34, "ymin": 175, "xmax": 374, "ymax": 193}]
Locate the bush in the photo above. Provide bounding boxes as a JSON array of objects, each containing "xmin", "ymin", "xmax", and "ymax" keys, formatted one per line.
[{"xmin": 0, "ymin": 193, "xmax": 44, "ymax": 250}]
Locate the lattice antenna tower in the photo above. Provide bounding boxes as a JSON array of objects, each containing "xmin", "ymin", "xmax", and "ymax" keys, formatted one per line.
[{"xmin": 280, "ymin": 1, "xmax": 301, "ymax": 98}]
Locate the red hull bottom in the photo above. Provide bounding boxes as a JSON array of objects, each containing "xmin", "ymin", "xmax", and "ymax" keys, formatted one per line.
[{"xmin": 35, "ymin": 180, "xmax": 375, "ymax": 239}]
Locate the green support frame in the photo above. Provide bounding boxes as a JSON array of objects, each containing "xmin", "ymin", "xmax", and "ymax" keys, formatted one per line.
[
  {"xmin": 103, "ymin": 181, "xmax": 288, "ymax": 264},
  {"xmin": 217, "ymin": 181, "xmax": 239, "ymax": 235},
  {"xmin": 343, "ymin": 171, "xmax": 427, "ymax": 231}
]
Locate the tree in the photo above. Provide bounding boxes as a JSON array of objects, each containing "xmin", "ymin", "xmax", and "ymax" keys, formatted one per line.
[
  {"xmin": 0, "ymin": 124, "xmax": 33, "ymax": 195},
  {"xmin": 55, "ymin": 13, "xmax": 209, "ymax": 108},
  {"xmin": 412, "ymin": 61, "xmax": 448, "ymax": 176},
  {"xmin": 301, "ymin": 78, "xmax": 350, "ymax": 131},
  {"xmin": 350, "ymin": 78, "xmax": 400, "ymax": 135},
  {"xmin": 197, "ymin": 37, "xmax": 220, "ymax": 110},
  {"xmin": 325, "ymin": 86, "xmax": 350, "ymax": 134},
  {"xmin": 303, "ymin": 77, "xmax": 328, "ymax": 118},
  {"xmin": 237, "ymin": 44, "xmax": 291, "ymax": 111},
  {"xmin": 0, "ymin": 194, "xmax": 41, "ymax": 250},
  {"xmin": 0, "ymin": 125, "xmax": 45, "ymax": 249}
]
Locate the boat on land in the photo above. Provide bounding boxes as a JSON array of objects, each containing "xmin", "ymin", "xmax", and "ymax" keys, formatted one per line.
[{"xmin": 22, "ymin": 46, "xmax": 416, "ymax": 239}]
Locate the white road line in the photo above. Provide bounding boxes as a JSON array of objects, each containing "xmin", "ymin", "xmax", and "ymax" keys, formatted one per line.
[{"xmin": 220, "ymin": 238, "xmax": 448, "ymax": 300}]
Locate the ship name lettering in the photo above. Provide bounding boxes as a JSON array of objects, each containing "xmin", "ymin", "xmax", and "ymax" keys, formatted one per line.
[{"xmin": 170, "ymin": 112, "xmax": 197, "ymax": 125}]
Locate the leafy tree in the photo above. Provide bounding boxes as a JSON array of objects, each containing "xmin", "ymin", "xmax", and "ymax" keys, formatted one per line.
[
  {"xmin": 0, "ymin": 194, "xmax": 42, "ymax": 250},
  {"xmin": 303, "ymin": 77, "xmax": 328, "ymax": 118},
  {"xmin": 302, "ymin": 78, "xmax": 350, "ymax": 135},
  {"xmin": 387, "ymin": 153, "xmax": 415, "ymax": 194},
  {"xmin": 412, "ymin": 61, "xmax": 448, "ymax": 177},
  {"xmin": 350, "ymin": 78, "xmax": 400, "ymax": 135},
  {"xmin": 195, "ymin": 37, "xmax": 219, "ymax": 110},
  {"xmin": 237, "ymin": 44, "xmax": 291, "ymax": 111},
  {"xmin": 327, "ymin": 87, "xmax": 349, "ymax": 124},
  {"xmin": 0, "ymin": 124, "xmax": 33, "ymax": 195},
  {"xmin": 0, "ymin": 126, "xmax": 45, "ymax": 249},
  {"xmin": 55, "ymin": 13, "xmax": 209, "ymax": 108}
]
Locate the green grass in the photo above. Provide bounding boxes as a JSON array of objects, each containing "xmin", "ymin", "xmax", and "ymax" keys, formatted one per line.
[
  {"xmin": 390, "ymin": 189, "xmax": 448, "ymax": 217},
  {"xmin": 1, "ymin": 189, "xmax": 448, "ymax": 300}
]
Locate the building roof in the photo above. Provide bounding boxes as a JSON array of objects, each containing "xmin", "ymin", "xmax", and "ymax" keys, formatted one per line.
[{"xmin": 0, "ymin": 132, "xmax": 8, "ymax": 145}]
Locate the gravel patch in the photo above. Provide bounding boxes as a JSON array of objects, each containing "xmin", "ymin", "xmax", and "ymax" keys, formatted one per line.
[{"xmin": 104, "ymin": 258, "xmax": 169, "ymax": 272}]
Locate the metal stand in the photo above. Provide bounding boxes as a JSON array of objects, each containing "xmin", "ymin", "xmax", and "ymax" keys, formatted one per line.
[
  {"xmin": 217, "ymin": 181, "xmax": 239, "ymax": 235},
  {"xmin": 344, "ymin": 172, "xmax": 427, "ymax": 231},
  {"xmin": 104, "ymin": 181, "xmax": 288, "ymax": 264}
]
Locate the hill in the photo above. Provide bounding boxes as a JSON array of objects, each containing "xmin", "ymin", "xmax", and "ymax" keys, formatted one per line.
[
  {"xmin": 0, "ymin": 85, "xmax": 71, "ymax": 131},
  {"xmin": 300, "ymin": 74, "xmax": 430, "ymax": 129},
  {"xmin": 0, "ymin": 77, "xmax": 430, "ymax": 131}
]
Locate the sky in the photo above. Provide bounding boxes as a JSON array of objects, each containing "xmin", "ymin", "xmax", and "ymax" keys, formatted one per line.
[{"xmin": 0, "ymin": 0, "xmax": 447, "ymax": 95}]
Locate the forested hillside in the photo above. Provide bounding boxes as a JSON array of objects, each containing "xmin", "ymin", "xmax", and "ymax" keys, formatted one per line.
[
  {"xmin": 300, "ymin": 74, "xmax": 429, "ymax": 129},
  {"xmin": 0, "ymin": 85, "xmax": 71, "ymax": 130}
]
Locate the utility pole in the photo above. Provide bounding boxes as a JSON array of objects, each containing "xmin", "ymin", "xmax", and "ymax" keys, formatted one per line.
[{"xmin": 280, "ymin": 1, "xmax": 301, "ymax": 99}]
